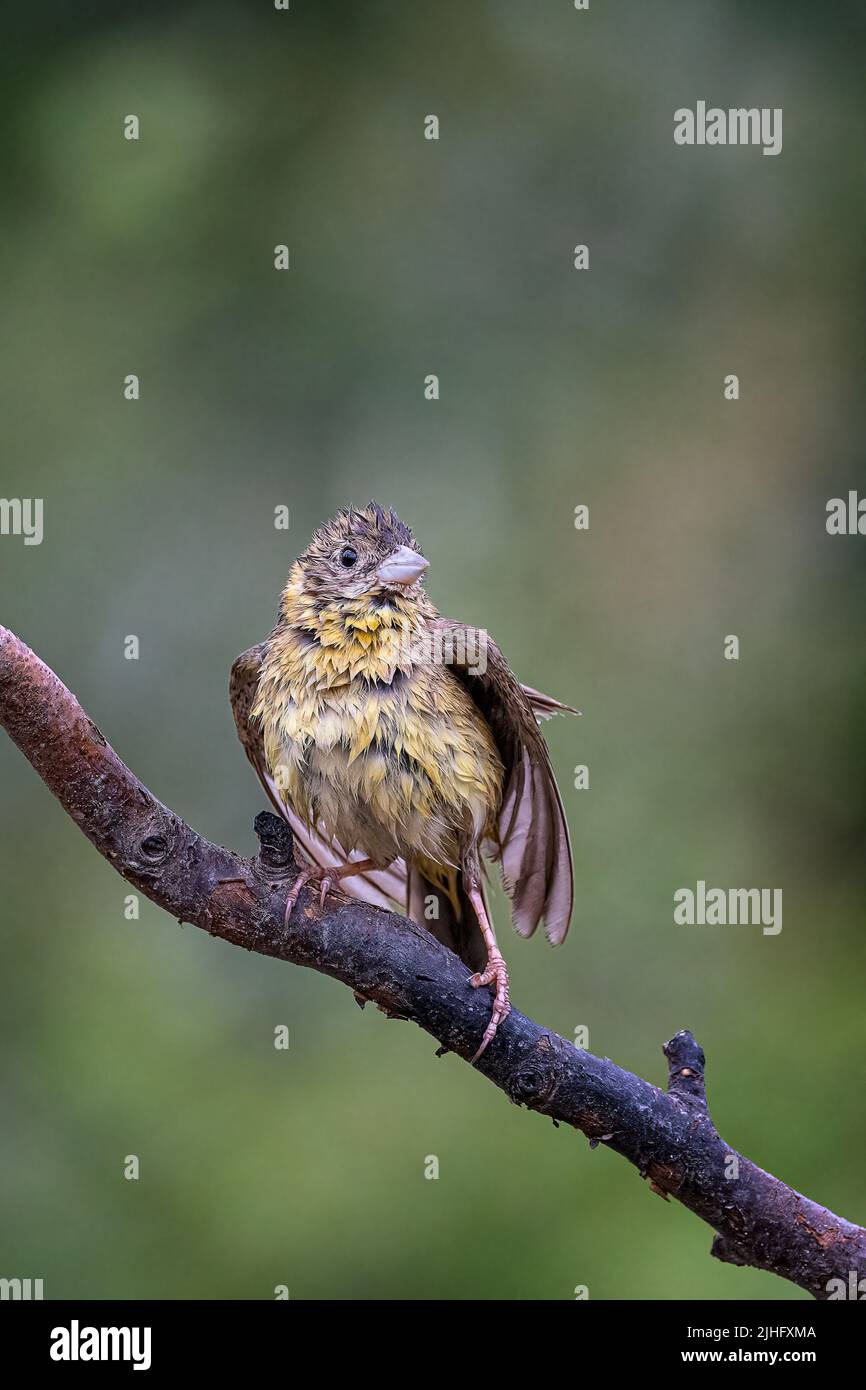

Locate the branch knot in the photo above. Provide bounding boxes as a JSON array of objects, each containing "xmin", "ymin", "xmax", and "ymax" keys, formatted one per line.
[
  {"xmin": 507, "ymin": 1036, "xmax": 560, "ymax": 1108},
  {"xmin": 254, "ymin": 811, "xmax": 294, "ymax": 871},
  {"xmin": 664, "ymin": 1029, "xmax": 708, "ymax": 1108}
]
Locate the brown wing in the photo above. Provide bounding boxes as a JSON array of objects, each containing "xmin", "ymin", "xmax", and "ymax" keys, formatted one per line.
[
  {"xmin": 229, "ymin": 643, "xmax": 284, "ymax": 818},
  {"xmin": 428, "ymin": 619, "xmax": 576, "ymax": 945},
  {"xmin": 229, "ymin": 643, "xmax": 407, "ymax": 911},
  {"xmin": 520, "ymin": 683, "xmax": 581, "ymax": 721}
]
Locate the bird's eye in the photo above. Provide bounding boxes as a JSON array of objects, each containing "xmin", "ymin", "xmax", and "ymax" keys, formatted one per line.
[{"xmin": 339, "ymin": 546, "xmax": 358, "ymax": 568}]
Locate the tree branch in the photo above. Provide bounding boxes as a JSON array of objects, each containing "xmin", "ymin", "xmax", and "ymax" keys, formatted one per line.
[{"xmin": 1, "ymin": 622, "xmax": 863, "ymax": 1300}]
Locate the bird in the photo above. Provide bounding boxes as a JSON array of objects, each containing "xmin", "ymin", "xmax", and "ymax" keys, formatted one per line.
[{"xmin": 230, "ymin": 502, "xmax": 576, "ymax": 1061}]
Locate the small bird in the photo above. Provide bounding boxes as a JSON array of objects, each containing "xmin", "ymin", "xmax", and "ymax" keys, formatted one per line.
[{"xmin": 230, "ymin": 503, "xmax": 576, "ymax": 1060}]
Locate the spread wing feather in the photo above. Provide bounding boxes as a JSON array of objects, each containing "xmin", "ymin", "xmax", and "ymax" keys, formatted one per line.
[{"xmin": 429, "ymin": 619, "xmax": 576, "ymax": 945}]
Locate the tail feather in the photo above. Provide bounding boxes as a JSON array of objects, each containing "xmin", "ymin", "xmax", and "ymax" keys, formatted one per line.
[{"xmin": 407, "ymin": 859, "xmax": 487, "ymax": 973}]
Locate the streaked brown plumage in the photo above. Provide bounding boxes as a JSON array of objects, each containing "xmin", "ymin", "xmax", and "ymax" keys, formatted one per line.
[{"xmin": 230, "ymin": 503, "xmax": 576, "ymax": 1059}]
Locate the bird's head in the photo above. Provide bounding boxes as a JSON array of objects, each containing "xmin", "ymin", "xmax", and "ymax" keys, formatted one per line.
[{"xmin": 291, "ymin": 502, "xmax": 429, "ymax": 608}]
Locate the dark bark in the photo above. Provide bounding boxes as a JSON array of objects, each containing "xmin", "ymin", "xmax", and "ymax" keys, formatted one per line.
[{"xmin": 1, "ymin": 623, "xmax": 863, "ymax": 1300}]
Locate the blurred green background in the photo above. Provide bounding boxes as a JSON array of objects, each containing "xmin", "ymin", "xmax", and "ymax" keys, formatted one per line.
[{"xmin": 1, "ymin": 1, "xmax": 864, "ymax": 1300}]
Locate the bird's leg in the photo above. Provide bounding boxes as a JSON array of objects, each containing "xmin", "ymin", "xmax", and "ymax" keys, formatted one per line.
[
  {"xmin": 465, "ymin": 884, "xmax": 511, "ymax": 1063},
  {"xmin": 284, "ymin": 857, "xmax": 380, "ymax": 924}
]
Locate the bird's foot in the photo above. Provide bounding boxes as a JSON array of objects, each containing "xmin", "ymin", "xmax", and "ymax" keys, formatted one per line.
[
  {"xmin": 283, "ymin": 865, "xmax": 341, "ymax": 922},
  {"xmin": 468, "ymin": 950, "xmax": 510, "ymax": 1063},
  {"xmin": 284, "ymin": 858, "xmax": 378, "ymax": 924}
]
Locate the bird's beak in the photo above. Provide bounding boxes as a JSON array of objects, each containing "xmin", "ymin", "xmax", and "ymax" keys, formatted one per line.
[{"xmin": 375, "ymin": 545, "xmax": 429, "ymax": 586}]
